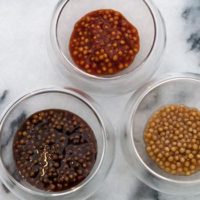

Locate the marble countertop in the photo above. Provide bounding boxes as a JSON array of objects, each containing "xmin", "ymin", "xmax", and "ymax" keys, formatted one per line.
[{"xmin": 0, "ymin": 0, "xmax": 200, "ymax": 199}]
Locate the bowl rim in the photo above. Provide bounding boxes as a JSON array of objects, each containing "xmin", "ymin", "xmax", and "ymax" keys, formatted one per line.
[
  {"xmin": 0, "ymin": 87, "xmax": 108, "ymax": 197},
  {"xmin": 50, "ymin": 0, "xmax": 166, "ymax": 81},
  {"xmin": 129, "ymin": 72, "xmax": 200, "ymax": 184}
]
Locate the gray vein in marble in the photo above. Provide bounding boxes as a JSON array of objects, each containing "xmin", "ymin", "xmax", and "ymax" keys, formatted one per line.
[
  {"xmin": 182, "ymin": 1, "xmax": 200, "ymax": 55},
  {"xmin": 182, "ymin": 2, "xmax": 200, "ymax": 23},
  {"xmin": 173, "ymin": 90, "xmax": 188, "ymax": 103},
  {"xmin": 132, "ymin": 181, "xmax": 160, "ymax": 200},
  {"xmin": 2, "ymin": 112, "xmax": 26, "ymax": 149},
  {"xmin": 1, "ymin": 183, "xmax": 10, "ymax": 194},
  {"xmin": 0, "ymin": 113, "xmax": 27, "ymax": 199},
  {"xmin": 187, "ymin": 33, "xmax": 200, "ymax": 52},
  {"xmin": 138, "ymin": 89, "xmax": 161, "ymax": 112},
  {"xmin": 182, "ymin": 7, "xmax": 192, "ymax": 20},
  {"xmin": 0, "ymin": 90, "xmax": 8, "ymax": 104}
]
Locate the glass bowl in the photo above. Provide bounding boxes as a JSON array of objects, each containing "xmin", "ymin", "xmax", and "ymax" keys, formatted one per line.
[
  {"xmin": 122, "ymin": 73, "xmax": 200, "ymax": 195},
  {"xmin": 0, "ymin": 88, "xmax": 115, "ymax": 200},
  {"xmin": 49, "ymin": 0, "xmax": 166, "ymax": 95}
]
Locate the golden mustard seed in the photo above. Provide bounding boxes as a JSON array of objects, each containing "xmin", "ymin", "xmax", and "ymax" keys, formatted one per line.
[{"xmin": 144, "ymin": 104, "xmax": 200, "ymax": 176}]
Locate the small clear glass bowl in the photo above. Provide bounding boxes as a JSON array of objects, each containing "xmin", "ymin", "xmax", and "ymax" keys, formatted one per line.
[
  {"xmin": 49, "ymin": 0, "xmax": 166, "ymax": 94},
  {"xmin": 122, "ymin": 73, "xmax": 200, "ymax": 195},
  {"xmin": 0, "ymin": 88, "xmax": 115, "ymax": 200}
]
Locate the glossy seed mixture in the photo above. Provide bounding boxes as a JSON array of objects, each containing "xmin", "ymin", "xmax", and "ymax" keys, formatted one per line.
[
  {"xmin": 13, "ymin": 109, "xmax": 97, "ymax": 192},
  {"xmin": 69, "ymin": 9, "xmax": 140, "ymax": 76},
  {"xmin": 144, "ymin": 104, "xmax": 200, "ymax": 176}
]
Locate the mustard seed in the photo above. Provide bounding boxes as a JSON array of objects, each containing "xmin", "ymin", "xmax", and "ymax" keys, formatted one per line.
[
  {"xmin": 69, "ymin": 9, "xmax": 140, "ymax": 76},
  {"xmin": 144, "ymin": 104, "xmax": 200, "ymax": 176},
  {"xmin": 13, "ymin": 109, "xmax": 97, "ymax": 192}
]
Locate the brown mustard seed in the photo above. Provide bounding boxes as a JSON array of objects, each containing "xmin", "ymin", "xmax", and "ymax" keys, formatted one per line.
[
  {"xmin": 69, "ymin": 9, "xmax": 140, "ymax": 76},
  {"xmin": 13, "ymin": 109, "xmax": 97, "ymax": 192},
  {"xmin": 144, "ymin": 104, "xmax": 200, "ymax": 176}
]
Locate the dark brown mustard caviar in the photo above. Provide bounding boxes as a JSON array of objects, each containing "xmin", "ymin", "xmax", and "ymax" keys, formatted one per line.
[
  {"xmin": 144, "ymin": 104, "xmax": 200, "ymax": 176},
  {"xmin": 69, "ymin": 9, "xmax": 140, "ymax": 76},
  {"xmin": 13, "ymin": 109, "xmax": 97, "ymax": 192}
]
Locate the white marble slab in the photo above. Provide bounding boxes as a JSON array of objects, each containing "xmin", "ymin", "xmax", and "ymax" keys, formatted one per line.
[{"xmin": 0, "ymin": 0, "xmax": 199, "ymax": 199}]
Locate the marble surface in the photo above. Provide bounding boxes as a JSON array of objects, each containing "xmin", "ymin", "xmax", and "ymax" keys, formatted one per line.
[{"xmin": 0, "ymin": 0, "xmax": 199, "ymax": 199}]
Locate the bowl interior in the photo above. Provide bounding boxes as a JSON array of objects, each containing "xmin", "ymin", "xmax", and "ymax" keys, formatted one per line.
[
  {"xmin": 0, "ymin": 90, "xmax": 104, "ymax": 194},
  {"xmin": 132, "ymin": 77, "xmax": 200, "ymax": 182},
  {"xmin": 56, "ymin": 0, "xmax": 156, "ymax": 76}
]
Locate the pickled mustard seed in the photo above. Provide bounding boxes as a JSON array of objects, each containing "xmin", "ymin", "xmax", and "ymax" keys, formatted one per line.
[
  {"xmin": 144, "ymin": 104, "xmax": 200, "ymax": 176},
  {"xmin": 13, "ymin": 109, "xmax": 97, "ymax": 192},
  {"xmin": 69, "ymin": 9, "xmax": 140, "ymax": 76}
]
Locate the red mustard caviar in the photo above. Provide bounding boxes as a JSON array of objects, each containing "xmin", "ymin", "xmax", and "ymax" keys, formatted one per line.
[{"xmin": 69, "ymin": 9, "xmax": 140, "ymax": 76}]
